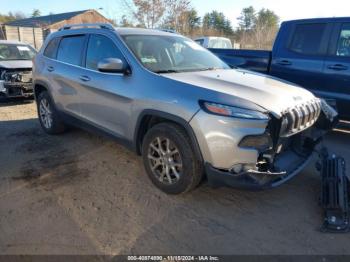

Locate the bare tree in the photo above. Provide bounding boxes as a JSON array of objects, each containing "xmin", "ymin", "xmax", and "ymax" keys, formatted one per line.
[
  {"xmin": 163, "ymin": 0, "xmax": 190, "ymax": 32},
  {"xmin": 123, "ymin": 0, "xmax": 166, "ymax": 28},
  {"xmin": 120, "ymin": 15, "xmax": 134, "ymax": 27}
]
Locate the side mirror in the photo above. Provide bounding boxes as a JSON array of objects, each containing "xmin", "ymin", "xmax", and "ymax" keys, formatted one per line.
[{"xmin": 97, "ymin": 58, "xmax": 129, "ymax": 74}]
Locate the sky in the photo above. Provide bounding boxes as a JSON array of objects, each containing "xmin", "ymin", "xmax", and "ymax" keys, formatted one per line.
[{"xmin": 1, "ymin": 0, "xmax": 350, "ymax": 27}]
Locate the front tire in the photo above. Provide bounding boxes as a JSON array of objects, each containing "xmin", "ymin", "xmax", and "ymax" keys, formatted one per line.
[
  {"xmin": 37, "ymin": 91, "xmax": 66, "ymax": 135},
  {"xmin": 142, "ymin": 123, "xmax": 203, "ymax": 194}
]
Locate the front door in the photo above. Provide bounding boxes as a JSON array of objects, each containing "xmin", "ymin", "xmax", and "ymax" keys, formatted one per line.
[{"xmin": 78, "ymin": 33, "xmax": 133, "ymax": 139}]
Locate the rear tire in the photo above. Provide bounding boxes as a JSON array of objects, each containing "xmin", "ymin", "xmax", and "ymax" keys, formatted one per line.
[
  {"xmin": 37, "ymin": 91, "xmax": 66, "ymax": 135},
  {"xmin": 142, "ymin": 122, "xmax": 203, "ymax": 194}
]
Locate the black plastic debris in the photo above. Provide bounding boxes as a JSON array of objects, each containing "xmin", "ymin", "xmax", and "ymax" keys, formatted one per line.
[{"xmin": 318, "ymin": 149, "xmax": 350, "ymax": 233}]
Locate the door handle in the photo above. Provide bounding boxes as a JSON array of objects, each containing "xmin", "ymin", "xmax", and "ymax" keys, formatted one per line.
[
  {"xmin": 327, "ymin": 64, "xmax": 348, "ymax": 71},
  {"xmin": 276, "ymin": 60, "xmax": 292, "ymax": 66},
  {"xmin": 79, "ymin": 75, "xmax": 91, "ymax": 82},
  {"xmin": 47, "ymin": 66, "xmax": 55, "ymax": 72}
]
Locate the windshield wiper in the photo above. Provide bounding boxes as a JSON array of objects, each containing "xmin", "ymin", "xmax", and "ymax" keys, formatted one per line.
[
  {"xmin": 197, "ymin": 67, "xmax": 222, "ymax": 71},
  {"xmin": 154, "ymin": 69, "xmax": 181, "ymax": 74}
]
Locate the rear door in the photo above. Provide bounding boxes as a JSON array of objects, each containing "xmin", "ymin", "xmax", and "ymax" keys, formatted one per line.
[
  {"xmin": 48, "ymin": 34, "xmax": 87, "ymax": 116},
  {"xmin": 270, "ymin": 22, "xmax": 332, "ymax": 93},
  {"xmin": 323, "ymin": 22, "xmax": 350, "ymax": 120}
]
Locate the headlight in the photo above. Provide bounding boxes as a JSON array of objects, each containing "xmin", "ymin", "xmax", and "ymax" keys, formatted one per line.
[{"xmin": 200, "ymin": 101, "xmax": 269, "ymax": 120}]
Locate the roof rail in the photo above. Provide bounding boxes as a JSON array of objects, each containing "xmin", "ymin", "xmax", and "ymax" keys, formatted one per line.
[
  {"xmin": 58, "ymin": 23, "xmax": 115, "ymax": 31},
  {"xmin": 157, "ymin": 29, "xmax": 177, "ymax": 34}
]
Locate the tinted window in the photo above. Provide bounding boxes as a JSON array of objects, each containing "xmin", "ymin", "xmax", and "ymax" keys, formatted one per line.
[
  {"xmin": 44, "ymin": 37, "xmax": 60, "ymax": 59},
  {"xmin": 336, "ymin": 23, "xmax": 350, "ymax": 57},
  {"xmin": 289, "ymin": 23, "xmax": 326, "ymax": 55},
  {"xmin": 57, "ymin": 35, "xmax": 85, "ymax": 65},
  {"xmin": 86, "ymin": 34, "xmax": 125, "ymax": 71}
]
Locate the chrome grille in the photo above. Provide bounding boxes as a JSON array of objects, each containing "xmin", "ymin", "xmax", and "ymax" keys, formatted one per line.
[{"xmin": 281, "ymin": 99, "xmax": 321, "ymax": 137}]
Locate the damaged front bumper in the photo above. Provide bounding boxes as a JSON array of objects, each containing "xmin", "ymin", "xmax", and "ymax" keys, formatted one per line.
[
  {"xmin": 192, "ymin": 100, "xmax": 338, "ymax": 190},
  {"xmin": 0, "ymin": 70, "xmax": 33, "ymax": 98},
  {"xmin": 205, "ymin": 146, "xmax": 316, "ymax": 190}
]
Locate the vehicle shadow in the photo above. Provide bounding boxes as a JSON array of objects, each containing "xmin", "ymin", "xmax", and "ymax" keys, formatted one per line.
[{"xmin": 0, "ymin": 97, "xmax": 34, "ymax": 107}]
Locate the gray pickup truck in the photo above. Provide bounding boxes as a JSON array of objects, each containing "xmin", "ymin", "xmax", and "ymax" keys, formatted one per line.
[
  {"xmin": 33, "ymin": 24, "xmax": 337, "ymax": 194},
  {"xmin": 0, "ymin": 40, "xmax": 36, "ymax": 98}
]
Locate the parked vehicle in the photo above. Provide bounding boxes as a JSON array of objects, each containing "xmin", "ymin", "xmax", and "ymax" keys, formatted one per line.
[
  {"xmin": 0, "ymin": 40, "xmax": 36, "ymax": 98},
  {"xmin": 195, "ymin": 37, "xmax": 233, "ymax": 49},
  {"xmin": 33, "ymin": 23, "xmax": 337, "ymax": 194},
  {"xmin": 210, "ymin": 17, "xmax": 350, "ymax": 121}
]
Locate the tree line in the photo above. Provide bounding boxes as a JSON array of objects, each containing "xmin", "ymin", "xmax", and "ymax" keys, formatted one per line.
[
  {"xmin": 0, "ymin": 2, "xmax": 279, "ymax": 50},
  {"xmin": 118, "ymin": 1, "xmax": 279, "ymax": 50},
  {"xmin": 0, "ymin": 9, "xmax": 42, "ymax": 24}
]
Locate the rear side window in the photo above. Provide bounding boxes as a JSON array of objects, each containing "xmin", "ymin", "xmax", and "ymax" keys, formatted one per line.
[
  {"xmin": 336, "ymin": 23, "xmax": 350, "ymax": 57},
  {"xmin": 289, "ymin": 23, "xmax": 326, "ymax": 55},
  {"xmin": 43, "ymin": 37, "xmax": 60, "ymax": 59},
  {"xmin": 86, "ymin": 34, "xmax": 125, "ymax": 71},
  {"xmin": 57, "ymin": 35, "xmax": 85, "ymax": 66}
]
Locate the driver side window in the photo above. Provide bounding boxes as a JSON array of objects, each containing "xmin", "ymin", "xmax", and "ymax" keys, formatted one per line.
[
  {"xmin": 86, "ymin": 34, "xmax": 125, "ymax": 71},
  {"xmin": 336, "ymin": 23, "xmax": 350, "ymax": 57}
]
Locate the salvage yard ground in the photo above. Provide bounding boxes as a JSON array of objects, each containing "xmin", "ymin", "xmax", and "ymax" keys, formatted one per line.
[{"xmin": 0, "ymin": 100, "xmax": 350, "ymax": 255}]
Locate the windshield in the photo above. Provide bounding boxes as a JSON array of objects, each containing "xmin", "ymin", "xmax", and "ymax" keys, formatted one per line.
[
  {"xmin": 0, "ymin": 44, "xmax": 36, "ymax": 61},
  {"xmin": 122, "ymin": 35, "xmax": 229, "ymax": 73}
]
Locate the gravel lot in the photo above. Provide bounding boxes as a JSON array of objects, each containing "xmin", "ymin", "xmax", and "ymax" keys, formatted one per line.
[{"xmin": 0, "ymin": 100, "xmax": 350, "ymax": 255}]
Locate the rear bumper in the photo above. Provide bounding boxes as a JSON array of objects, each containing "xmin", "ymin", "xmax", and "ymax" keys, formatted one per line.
[{"xmin": 205, "ymin": 149, "xmax": 315, "ymax": 190}]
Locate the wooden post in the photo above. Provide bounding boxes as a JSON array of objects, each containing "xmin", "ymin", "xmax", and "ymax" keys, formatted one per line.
[
  {"xmin": 0, "ymin": 25, "xmax": 5, "ymax": 40},
  {"xmin": 33, "ymin": 27, "xmax": 37, "ymax": 49},
  {"xmin": 17, "ymin": 26, "xmax": 21, "ymax": 41}
]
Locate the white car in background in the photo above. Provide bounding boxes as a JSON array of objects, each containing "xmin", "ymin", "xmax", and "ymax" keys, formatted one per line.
[
  {"xmin": 0, "ymin": 40, "xmax": 36, "ymax": 98},
  {"xmin": 194, "ymin": 36, "xmax": 233, "ymax": 49}
]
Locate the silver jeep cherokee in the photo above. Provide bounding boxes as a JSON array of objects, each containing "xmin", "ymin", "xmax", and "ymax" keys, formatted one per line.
[{"xmin": 33, "ymin": 24, "xmax": 337, "ymax": 194}]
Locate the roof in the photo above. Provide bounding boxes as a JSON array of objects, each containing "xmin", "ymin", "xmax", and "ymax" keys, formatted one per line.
[
  {"xmin": 46, "ymin": 26, "xmax": 182, "ymax": 42},
  {"xmin": 115, "ymin": 27, "xmax": 180, "ymax": 37},
  {"xmin": 4, "ymin": 10, "xmax": 90, "ymax": 28},
  {"xmin": 284, "ymin": 16, "xmax": 350, "ymax": 24}
]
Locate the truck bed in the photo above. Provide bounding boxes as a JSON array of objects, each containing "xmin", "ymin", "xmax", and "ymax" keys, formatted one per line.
[{"xmin": 209, "ymin": 49, "xmax": 272, "ymax": 74}]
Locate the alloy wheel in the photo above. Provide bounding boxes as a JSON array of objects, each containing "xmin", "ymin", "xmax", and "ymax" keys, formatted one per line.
[
  {"xmin": 39, "ymin": 98, "xmax": 53, "ymax": 129},
  {"xmin": 147, "ymin": 136, "xmax": 183, "ymax": 185}
]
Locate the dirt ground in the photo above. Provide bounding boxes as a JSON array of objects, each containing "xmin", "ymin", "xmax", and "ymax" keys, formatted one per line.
[{"xmin": 0, "ymin": 100, "xmax": 350, "ymax": 255}]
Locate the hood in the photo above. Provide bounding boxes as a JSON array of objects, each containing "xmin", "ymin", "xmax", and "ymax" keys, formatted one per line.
[
  {"xmin": 0, "ymin": 60, "xmax": 32, "ymax": 69},
  {"xmin": 162, "ymin": 69, "xmax": 316, "ymax": 118}
]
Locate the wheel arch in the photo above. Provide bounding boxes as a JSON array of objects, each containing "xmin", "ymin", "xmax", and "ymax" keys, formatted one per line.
[
  {"xmin": 134, "ymin": 110, "xmax": 203, "ymax": 164},
  {"xmin": 33, "ymin": 80, "xmax": 53, "ymax": 101}
]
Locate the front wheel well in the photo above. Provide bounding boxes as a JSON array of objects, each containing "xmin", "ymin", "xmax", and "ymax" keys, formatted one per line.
[
  {"xmin": 34, "ymin": 84, "xmax": 48, "ymax": 99},
  {"xmin": 136, "ymin": 115, "xmax": 175, "ymax": 154},
  {"xmin": 135, "ymin": 113, "xmax": 202, "ymax": 164}
]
